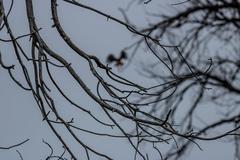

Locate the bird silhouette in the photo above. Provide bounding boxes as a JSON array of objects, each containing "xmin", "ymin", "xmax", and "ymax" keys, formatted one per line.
[{"xmin": 106, "ymin": 51, "xmax": 127, "ymax": 67}]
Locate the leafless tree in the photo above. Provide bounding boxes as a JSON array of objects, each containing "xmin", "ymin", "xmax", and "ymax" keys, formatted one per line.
[
  {"xmin": 0, "ymin": 0, "xmax": 239, "ymax": 160},
  {"xmin": 122, "ymin": 0, "xmax": 240, "ymax": 159}
]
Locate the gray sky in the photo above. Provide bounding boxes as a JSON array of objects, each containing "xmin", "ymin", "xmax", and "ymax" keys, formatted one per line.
[{"xmin": 0, "ymin": 0, "xmax": 234, "ymax": 159}]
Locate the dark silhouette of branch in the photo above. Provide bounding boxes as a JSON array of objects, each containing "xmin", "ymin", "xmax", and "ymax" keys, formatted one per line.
[
  {"xmin": 0, "ymin": 0, "xmax": 239, "ymax": 159},
  {"xmin": 0, "ymin": 139, "xmax": 29, "ymax": 150}
]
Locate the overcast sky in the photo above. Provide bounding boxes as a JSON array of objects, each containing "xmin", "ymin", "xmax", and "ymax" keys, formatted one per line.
[{"xmin": 0, "ymin": 0, "xmax": 234, "ymax": 160}]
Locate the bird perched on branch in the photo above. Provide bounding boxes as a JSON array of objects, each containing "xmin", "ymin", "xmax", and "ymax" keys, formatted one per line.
[{"xmin": 106, "ymin": 51, "xmax": 127, "ymax": 67}]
